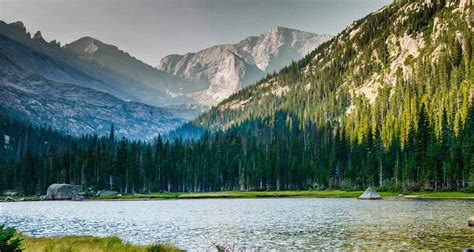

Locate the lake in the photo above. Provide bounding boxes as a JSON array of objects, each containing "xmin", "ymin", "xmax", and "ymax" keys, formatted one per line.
[{"xmin": 1, "ymin": 198, "xmax": 474, "ymax": 250}]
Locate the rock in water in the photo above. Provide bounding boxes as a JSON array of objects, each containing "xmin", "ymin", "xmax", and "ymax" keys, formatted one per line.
[
  {"xmin": 45, "ymin": 184, "xmax": 82, "ymax": 200},
  {"xmin": 4, "ymin": 196, "xmax": 15, "ymax": 202},
  {"xmin": 96, "ymin": 190, "xmax": 119, "ymax": 197},
  {"xmin": 469, "ymin": 216, "xmax": 474, "ymax": 227},
  {"xmin": 358, "ymin": 187, "xmax": 382, "ymax": 200}
]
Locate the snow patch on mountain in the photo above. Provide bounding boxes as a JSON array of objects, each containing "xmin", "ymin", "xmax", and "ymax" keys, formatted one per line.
[{"xmin": 83, "ymin": 38, "xmax": 98, "ymax": 54}]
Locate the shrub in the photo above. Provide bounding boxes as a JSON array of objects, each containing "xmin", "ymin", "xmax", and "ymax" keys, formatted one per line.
[{"xmin": 0, "ymin": 225, "xmax": 22, "ymax": 252}]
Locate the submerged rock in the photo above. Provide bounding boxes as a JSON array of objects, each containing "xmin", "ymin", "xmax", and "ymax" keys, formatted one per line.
[
  {"xmin": 96, "ymin": 190, "xmax": 119, "ymax": 197},
  {"xmin": 358, "ymin": 187, "xmax": 382, "ymax": 200},
  {"xmin": 45, "ymin": 183, "xmax": 82, "ymax": 200}
]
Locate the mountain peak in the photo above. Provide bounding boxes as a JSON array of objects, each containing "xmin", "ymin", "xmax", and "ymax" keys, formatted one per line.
[
  {"xmin": 84, "ymin": 38, "xmax": 98, "ymax": 54},
  {"xmin": 32, "ymin": 31, "xmax": 43, "ymax": 40},
  {"xmin": 9, "ymin": 21, "xmax": 26, "ymax": 32},
  {"xmin": 159, "ymin": 27, "xmax": 332, "ymax": 106},
  {"xmin": 270, "ymin": 26, "xmax": 290, "ymax": 33},
  {"xmin": 66, "ymin": 36, "xmax": 105, "ymax": 55}
]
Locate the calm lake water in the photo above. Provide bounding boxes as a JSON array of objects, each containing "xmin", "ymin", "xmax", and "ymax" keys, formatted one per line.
[{"xmin": 1, "ymin": 198, "xmax": 474, "ymax": 250}]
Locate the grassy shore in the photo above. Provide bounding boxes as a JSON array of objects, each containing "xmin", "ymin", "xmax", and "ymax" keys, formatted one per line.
[
  {"xmin": 401, "ymin": 191, "xmax": 474, "ymax": 199},
  {"xmin": 93, "ymin": 190, "xmax": 400, "ymax": 200},
  {"xmin": 3, "ymin": 190, "xmax": 474, "ymax": 202},
  {"xmin": 20, "ymin": 235, "xmax": 180, "ymax": 252}
]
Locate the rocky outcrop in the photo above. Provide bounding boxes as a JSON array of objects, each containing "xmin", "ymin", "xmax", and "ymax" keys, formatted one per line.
[
  {"xmin": 358, "ymin": 187, "xmax": 382, "ymax": 200},
  {"xmin": 32, "ymin": 31, "xmax": 44, "ymax": 41},
  {"xmin": 45, "ymin": 184, "xmax": 82, "ymax": 200}
]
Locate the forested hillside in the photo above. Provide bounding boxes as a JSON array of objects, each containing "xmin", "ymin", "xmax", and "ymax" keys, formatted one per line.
[
  {"xmin": 188, "ymin": 0, "xmax": 474, "ymax": 190},
  {"xmin": 1, "ymin": 0, "xmax": 473, "ymax": 195}
]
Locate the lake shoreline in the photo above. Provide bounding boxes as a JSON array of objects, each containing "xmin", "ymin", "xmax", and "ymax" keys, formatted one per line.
[
  {"xmin": 3, "ymin": 190, "xmax": 474, "ymax": 202},
  {"xmin": 3, "ymin": 197, "xmax": 474, "ymax": 250}
]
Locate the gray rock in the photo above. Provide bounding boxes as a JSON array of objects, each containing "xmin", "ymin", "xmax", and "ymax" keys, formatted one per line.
[
  {"xmin": 45, "ymin": 184, "xmax": 82, "ymax": 200},
  {"xmin": 4, "ymin": 196, "xmax": 15, "ymax": 202},
  {"xmin": 71, "ymin": 195, "xmax": 84, "ymax": 201},
  {"xmin": 96, "ymin": 190, "xmax": 119, "ymax": 197},
  {"xmin": 3, "ymin": 190, "xmax": 18, "ymax": 196},
  {"xmin": 358, "ymin": 187, "xmax": 382, "ymax": 200}
]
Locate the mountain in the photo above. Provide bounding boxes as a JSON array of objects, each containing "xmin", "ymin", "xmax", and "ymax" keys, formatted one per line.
[
  {"xmin": 161, "ymin": 0, "xmax": 473, "ymax": 191},
  {"xmin": 158, "ymin": 27, "xmax": 332, "ymax": 105},
  {"xmin": 0, "ymin": 21, "xmax": 205, "ymax": 107},
  {"xmin": 195, "ymin": 0, "xmax": 473, "ymax": 131},
  {"xmin": 63, "ymin": 37, "xmax": 209, "ymax": 106},
  {"xmin": 1, "ymin": 0, "xmax": 473, "ymax": 196},
  {"xmin": 0, "ymin": 20, "xmax": 209, "ymax": 139},
  {"xmin": 0, "ymin": 72, "xmax": 185, "ymax": 140}
]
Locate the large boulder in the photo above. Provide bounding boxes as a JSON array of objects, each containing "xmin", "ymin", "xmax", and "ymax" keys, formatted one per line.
[
  {"xmin": 45, "ymin": 184, "xmax": 82, "ymax": 200},
  {"xmin": 358, "ymin": 187, "xmax": 382, "ymax": 200}
]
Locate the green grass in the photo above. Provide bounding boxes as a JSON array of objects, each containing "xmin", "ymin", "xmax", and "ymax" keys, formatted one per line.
[
  {"xmin": 5, "ymin": 190, "xmax": 474, "ymax": 202},
  {"xmin": 93, "ymin": 193, "xmax": 181, "ymax": 200},
  {"xmin": 92, "ymin": 190, "xmax": 399, "ymax": 200},
  {"xmin": 21, "ymin": 235, "xmax": 181, "ymax": 252},
  {"xmin": 403, "ymin": 191, "xmax": 474, "ymax": 199}
]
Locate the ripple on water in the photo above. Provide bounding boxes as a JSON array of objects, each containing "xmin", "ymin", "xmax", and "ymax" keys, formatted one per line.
[{"xmin": 1, "ymin": 198, "xmax": 474, "ymax": 250}]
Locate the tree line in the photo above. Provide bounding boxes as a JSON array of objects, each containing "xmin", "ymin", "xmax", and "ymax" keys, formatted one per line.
[
  {"xmin": 0, "ymin": 0, "xmax": 473, "ymax": 195},
  {"xmin": 0, "ymin": 102, "xmax": 472, "ymax": 195}
]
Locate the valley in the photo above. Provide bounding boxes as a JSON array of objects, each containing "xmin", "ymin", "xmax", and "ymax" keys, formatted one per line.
[{"xmin": 0, "ymin": 0, "xmax": 473, "ymax": 250}]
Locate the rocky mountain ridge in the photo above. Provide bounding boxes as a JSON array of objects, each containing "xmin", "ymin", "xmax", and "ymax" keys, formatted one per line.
[
  {"xmin": 0, "ymin": 20, "xmax": 204, "ymax": 107},
  {"xmin": 0, "ymin": 21, "xmax": 205, "ymax": 139},
  {"xmin": 158, "ymin": 27, "xmax": 332, "ymax": 105}
]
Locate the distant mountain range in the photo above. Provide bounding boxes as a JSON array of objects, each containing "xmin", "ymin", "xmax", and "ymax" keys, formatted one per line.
[
  {"xmin": 0, "ymin": 21, "xmax": 205, "ymax": 139},
  {"xmin": 158, "ymin": 27, "xmax": 332, "ymax": 105},
  {"xmin": 0, "ymin": 74, "xmax": 186, "ymax": 140},
  {"xmin": 0, "ymin": 20, "xmax": 331, "ymax": 139},
  {"xmin": 0, "ymin": 21, "xmax": 204, "ymax": 107}
]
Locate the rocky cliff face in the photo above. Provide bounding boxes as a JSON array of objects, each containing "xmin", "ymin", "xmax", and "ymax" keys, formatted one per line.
[{"xmin": 158, "ymin": 27, "xmax": 332, "ymax": 105}]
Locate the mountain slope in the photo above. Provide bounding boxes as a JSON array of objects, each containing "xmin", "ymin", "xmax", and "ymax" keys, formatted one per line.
[
  {"xmin": 0, "ymin": 20, "xmax": 208, "ymax": 139},
  {"xmin": 167, "ymin": 0, "xmax": 474, "ymax": 191},
  {"xmin": 63, "ymin": 36, "xmax": 208, "ymax": 105},
  {"xmin": 196, "ymin": 0, "xmax": 473, "ymax": 134},
  {"xmin": 0, "ymin": 72, "xmax": 185, "ymax": 140},
  {"xmin": 0, "ymin": 21, "xmax": 203, "ymax": 107},
  {"xmin": 158, "ymin": 27, "xmax": 332, "ymax": 105}
]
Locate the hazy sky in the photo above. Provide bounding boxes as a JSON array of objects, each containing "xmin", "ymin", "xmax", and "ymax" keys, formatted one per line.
[{"xmin": 0, "ymin": 0, "xmax": 391, "ymax": 66}]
